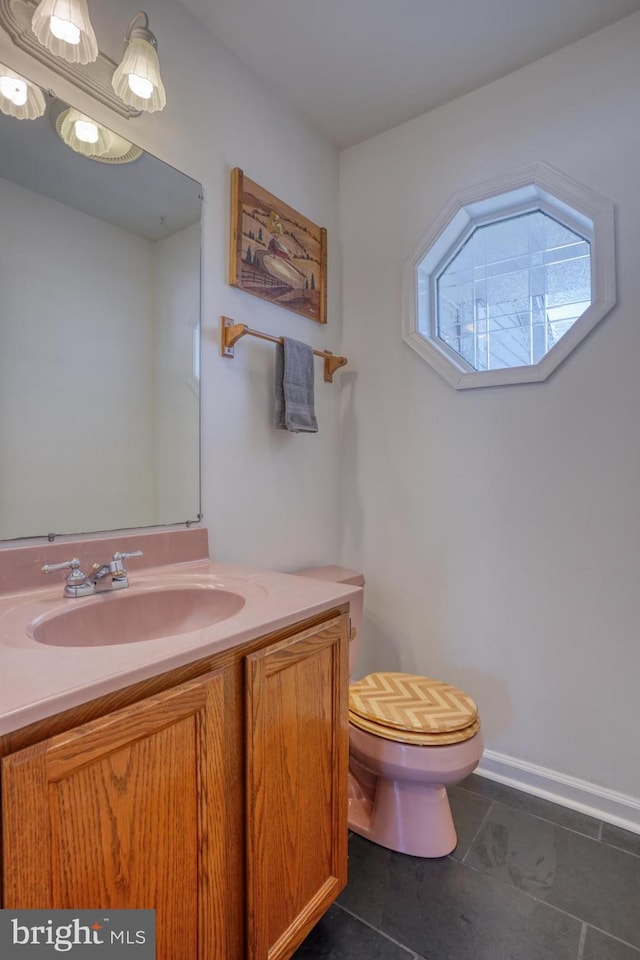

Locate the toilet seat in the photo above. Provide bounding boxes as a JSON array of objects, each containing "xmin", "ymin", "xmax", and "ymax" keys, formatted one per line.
[{"xmin": 349, "ymin": 672, "xmax": 480, "ymax": 746}]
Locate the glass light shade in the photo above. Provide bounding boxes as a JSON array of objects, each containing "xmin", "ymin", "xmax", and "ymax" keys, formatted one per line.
[
  {"xmin": 90, "ymin": 129, "xmax": 142, "ymax": 165},
  {"xmin": 74, "ymin": 117, "xmax": 98, "ymax": 142},
  {"xmin": 112, "ymin": 37, "xmax": 166, "ymax": 113},
  {"xmin": 31, "ymin": 0, "xmax": 98, "ymax": 65},
  {"xmin": 0, "ymin": 63, "xmax": 46, "ymax": 119},
  {"xmin": 55, "ymin": 106, "xmax": 142, "ymax": 164},
  {"xmin": 59, "ymin": 107, "xmax": 110, "ymax": 156},
  {"xmin": 49, "ymin": 15, "xmax": 80, "ymax": 45},
  {"xmin": 0, "ymin": 74, "xmax": 27, "ymax": 105}
]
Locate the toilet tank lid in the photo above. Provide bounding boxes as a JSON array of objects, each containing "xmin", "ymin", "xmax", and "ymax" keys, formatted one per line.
[{"xmin": 295, "ymin": 565, "xmax": 365, "ymax": 587}]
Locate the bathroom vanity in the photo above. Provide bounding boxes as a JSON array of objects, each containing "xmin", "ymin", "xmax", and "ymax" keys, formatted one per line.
[
  {"xmin": 0, "ymin": 529, "xmax": 358, "ymax": 960},
  {"xmin": 0, "ymin": 45, "xmax": 354, "ymax": 958}
]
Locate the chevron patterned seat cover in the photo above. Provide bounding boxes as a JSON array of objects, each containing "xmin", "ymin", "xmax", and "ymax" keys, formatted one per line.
[{"xmin": 349, "ymin": 672, "xmax": 480, "ymax": 746}]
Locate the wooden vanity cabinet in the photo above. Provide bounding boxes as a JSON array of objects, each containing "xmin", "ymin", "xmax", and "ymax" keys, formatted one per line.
[
  {"xmin": 1, "ymin": 665, "xmax": 242, "ymax": 960},
  {"xmin": 0, "ymin": 608, "xmax": 349, "ymax": 960},
  {"xmin": 245, "ymin": 616, "xmax": 349, "ymax": 960}
]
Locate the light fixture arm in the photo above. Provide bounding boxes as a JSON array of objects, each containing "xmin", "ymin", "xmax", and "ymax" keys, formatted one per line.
[{"xmin": 125, "ymin": 12, "xmax": 158, "ymax": 50}]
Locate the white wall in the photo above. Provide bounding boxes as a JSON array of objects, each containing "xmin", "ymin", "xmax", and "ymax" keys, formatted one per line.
[
  {"xmin": 339, "ymin": 14, "xmax": 640, "ymax": 803},
  {"xmin": 0, "ymin": 0, "xmax": 342, "ymax": 569},
  {"xmin": 0, "ymin": 178, "xmax": 156, "ymax": 537}
]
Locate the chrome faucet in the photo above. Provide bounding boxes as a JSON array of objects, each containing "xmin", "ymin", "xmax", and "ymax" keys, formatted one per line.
[
  {"xmin": 42, "ymin": 550, "xmax": 143, "ymax": 597},
  {"xmin": 90, "ymin": 551, "xmax": 143, "ymax": 592}
]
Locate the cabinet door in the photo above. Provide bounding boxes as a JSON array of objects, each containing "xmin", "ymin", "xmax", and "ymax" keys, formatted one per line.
[
  {"xmin": 2, "ymin": 667, "xmax": 243, "ymax": 960},
  {"xmin": 245, "ymin": 613, "xmax": 349, "ymax": 960}
]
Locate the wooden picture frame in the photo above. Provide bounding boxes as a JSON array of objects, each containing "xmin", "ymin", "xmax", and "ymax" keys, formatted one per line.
[{"xmin": 230, "ymin": 168, "xmax": 327, "ymax": 324}]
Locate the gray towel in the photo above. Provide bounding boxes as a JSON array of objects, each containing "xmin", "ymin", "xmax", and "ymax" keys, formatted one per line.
[{"xmin": 274, "ymin": 337, "xmax": 318, "ymax": 433}]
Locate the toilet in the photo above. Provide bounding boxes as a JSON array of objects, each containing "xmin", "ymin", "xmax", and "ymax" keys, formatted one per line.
[{"xmin": 296, "ymin": 566, "xmax": 483, "ymax": 858}]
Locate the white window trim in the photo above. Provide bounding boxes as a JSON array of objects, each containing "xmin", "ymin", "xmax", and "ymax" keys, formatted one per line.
[{"xmin": 402, "ymin": 163, "xmax": 616, "ymax": 389}]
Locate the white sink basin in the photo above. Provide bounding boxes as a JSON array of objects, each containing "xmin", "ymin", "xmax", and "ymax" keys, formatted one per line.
[{"xmin": 30, "ymin": 586, "xmax": 246, "ymax": 647}]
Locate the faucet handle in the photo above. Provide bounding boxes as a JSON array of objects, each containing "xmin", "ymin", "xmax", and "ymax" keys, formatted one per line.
[
  {"xmin": 42, "ymin": 557, "xmax": 85, "ymax": 580},
  {"xmin": 111, "ymin": 549, "xmax": 143, "ymax": 578},
  {"xmin": 42, "ymin": 558, "xmax": 93, "ymax": 597}
]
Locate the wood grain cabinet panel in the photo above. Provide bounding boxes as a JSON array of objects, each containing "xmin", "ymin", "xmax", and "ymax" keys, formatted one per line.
[
  {"xmin": 245, "ymin": 614, "xmax": 349, "ymax": 960},
  {"xmin": 1, "ymin": 667, "xmax": 242, "ymax": 960},
  {"xmin": 0, "ymin": 606, "xmax": 350, "ymax": 960}
]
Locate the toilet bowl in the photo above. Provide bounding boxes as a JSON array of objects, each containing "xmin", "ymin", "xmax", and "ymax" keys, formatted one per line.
[{"xmin": 296, "ymin": 566, "xmax": 483, "ymax": 858}]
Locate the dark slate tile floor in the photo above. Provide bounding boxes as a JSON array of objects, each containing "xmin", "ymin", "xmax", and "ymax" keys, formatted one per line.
[{"xmin": 292, "ymin": 775, "xmax": 640, "ymax": 960}]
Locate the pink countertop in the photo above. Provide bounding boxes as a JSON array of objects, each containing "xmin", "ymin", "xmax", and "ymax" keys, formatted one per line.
[{"xmin": 0, "ymin": 530, "xmax": 360, "ymax": 736}]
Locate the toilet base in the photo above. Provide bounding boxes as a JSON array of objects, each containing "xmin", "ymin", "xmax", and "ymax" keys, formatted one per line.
[
  {"xmin": 348, "ymin": 770, "xmax": 457, "ymax": 858},
  {"xmin": 347, "ymin": 728, "xmax": 483, "ymax": 858}
]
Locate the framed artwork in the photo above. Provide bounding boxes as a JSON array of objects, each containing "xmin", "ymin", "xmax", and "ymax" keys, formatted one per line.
[{"xmin": 230, "ymin": 168, "xmax": 327, "ymax": 324}]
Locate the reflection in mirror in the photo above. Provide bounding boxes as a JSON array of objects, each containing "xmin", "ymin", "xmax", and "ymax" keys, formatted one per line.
[{"xmin": 0, "ymin": 78, "xmax": 202, "ymax": 541}]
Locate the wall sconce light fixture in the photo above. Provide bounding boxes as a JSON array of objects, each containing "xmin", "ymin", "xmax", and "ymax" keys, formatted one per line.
[
  {"xmin": 0, "ymin": 0, "xmax": 166, "ymax": 117},
  {"xmin": 111, "ymin": 12, "xmax": 165, "ymax": 113},
  {"xmin": 58, "ymin": 104, "xmax": 108, "ymax": 154},
  {"xmin": 0, "ymin": 60, "xmax": 46, "ymax": 117},
  {"xmin": 55, "ymin": 103, "xmax": 142, "ymax": 163},
  {"xmin": 31, "ymin": 0, "xmax": 98, "ymax": 65}
]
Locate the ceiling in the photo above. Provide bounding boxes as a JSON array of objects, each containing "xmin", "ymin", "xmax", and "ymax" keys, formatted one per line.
[{"xmin": 180, "ymin": 0, "xmax": 640, "ymax": 148}]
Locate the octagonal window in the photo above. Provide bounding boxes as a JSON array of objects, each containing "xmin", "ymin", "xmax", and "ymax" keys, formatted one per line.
[
  {"xmin": 436, "ymin": 211, "xmax": 591, "ymax": 372},
  {"xmin": 403, "ymin": 164, "xmax": 615, "ymax": 389}
]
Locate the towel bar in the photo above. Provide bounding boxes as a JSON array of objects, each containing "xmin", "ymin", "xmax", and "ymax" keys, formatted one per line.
[{"xmin": 219, "ymin": 316, "xmax": 348, "ymax": 382}]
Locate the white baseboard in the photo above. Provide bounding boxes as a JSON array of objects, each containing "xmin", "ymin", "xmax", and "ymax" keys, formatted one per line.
[{"xmin": 476, "ymin": 750, "xmax": 640, "ymax": 836}]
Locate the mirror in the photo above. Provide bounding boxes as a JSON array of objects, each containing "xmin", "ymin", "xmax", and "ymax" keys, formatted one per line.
[{"xmin": 0, "ymin": 84, "xmax": 202, "ymax": 541}]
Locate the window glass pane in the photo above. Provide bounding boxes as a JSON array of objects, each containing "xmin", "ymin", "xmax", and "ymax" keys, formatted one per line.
[{"xmin": 435, "ymin": 210, "xmax": 591, "ymax": 371}]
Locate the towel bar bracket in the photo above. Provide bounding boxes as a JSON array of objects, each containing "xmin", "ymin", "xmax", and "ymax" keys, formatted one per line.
[
  {"xmin": 220, "ymin": 317, "xmax": 246, "ymax": 358},
  {"xmin": 219, "ymin": 316, "xmax": 348, "ymax": 382},
  {"xmin": 322, "ymin": 352, "xmax": 348, "ymax": 382}
]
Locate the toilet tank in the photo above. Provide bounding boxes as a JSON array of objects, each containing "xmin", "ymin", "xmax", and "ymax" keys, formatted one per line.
[{"xmin": 295, "ymin": 565, "xmax": 365, "ymax": 674}]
